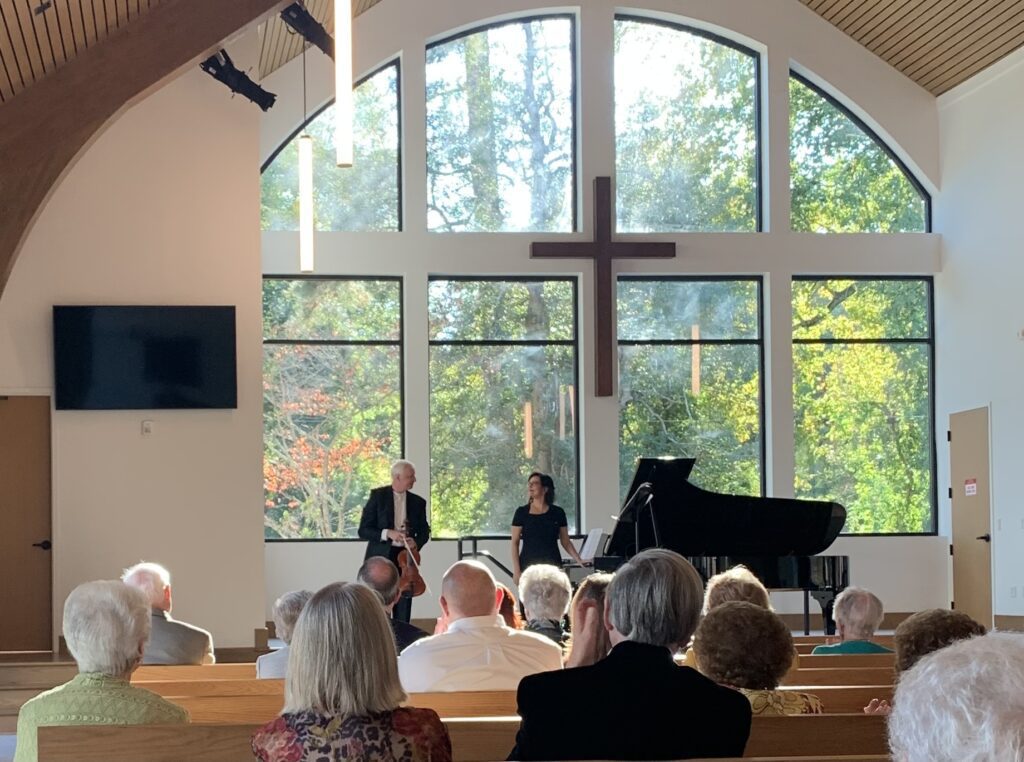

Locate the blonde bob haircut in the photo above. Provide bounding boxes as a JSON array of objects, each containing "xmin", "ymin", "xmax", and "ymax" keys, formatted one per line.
[{"xmin": 284, "ymin": 582, "xmax": 406, "ymax": 715}]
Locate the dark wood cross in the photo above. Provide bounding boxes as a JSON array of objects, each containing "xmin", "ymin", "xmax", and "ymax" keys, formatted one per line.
[{"xmin": 532, "ymin": 177, "xmax": 676, "ymax": 397}]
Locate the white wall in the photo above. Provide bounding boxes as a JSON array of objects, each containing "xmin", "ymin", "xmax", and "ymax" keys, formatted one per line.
[
  {"xmin": 260, "ymin": 0, "xmax": 950, "ymax": 621},
  {"xmin": 0, "ymin": 35, "xmax": 266, "ymax": 647},
  {"xmin": 935, "ymin": 46, "xmax": 1024, "ymax": 617}
]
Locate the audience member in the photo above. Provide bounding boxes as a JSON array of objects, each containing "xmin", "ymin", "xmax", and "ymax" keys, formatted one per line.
[
  {"xmin": 888, "ymin": 632, "xmax": 1024, "ymax": 762},
  {"xmin": 812, "ymin": 586, "xmax": 892, "ymax": 654},
  {"xmin": 564, "ymin": 572, "xmax": 612, "ymax": 668},
  {"xmin": 510, "ymin": 549, "xmax": 751, "ymax": 761},
  {"xmin": 497, "ymin": 583, "xmax": 523, "ymax": 629},
  {"xmin": 864, "ymin": 607, "xmax": 985, "ymax": 715},
  {"xmin": 357, "ymin": 556, "xmax": 429, "ymax": 652},
  {"xmin": 122, "ymin": 561, "xmax": 215, "ymax": 665},
  {"xmin": 682, "ymin": 564, "xmax": 772, "ymax": 668},
  {"xmin": 694, "ymin": 601, "xmax": 823, "ymax": 716},
  {"xmin": 252, "ymin": 582, "xmax": 451, "ymax": 762},
  {"xmin": 518, "ymin": 564, "xmax": 571, "ymax": 645},
  {"xmin": 15, "ymin": 581, "xmax": 188, "ymax": 762},
  {"xmin": 398, "ymin": 561, "xmax": 562, "ymax": 692},
  {"xmin": 257, "ymin": 590, "xmax": 312, "ymax": 679}
]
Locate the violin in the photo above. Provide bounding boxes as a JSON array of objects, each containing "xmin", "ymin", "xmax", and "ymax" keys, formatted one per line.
[{"xmin": 397, "ymin": 523, "xmax": 427, "ymax": 598}]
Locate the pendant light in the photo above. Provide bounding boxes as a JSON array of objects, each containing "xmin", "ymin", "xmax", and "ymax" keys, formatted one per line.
[
  {"xmin": 334, "ymin": 0, "xmax": 353, "ymax": 167},
  {"xmin": 299, "ymin": 40, "xmax": 314, "ymax": 273}
]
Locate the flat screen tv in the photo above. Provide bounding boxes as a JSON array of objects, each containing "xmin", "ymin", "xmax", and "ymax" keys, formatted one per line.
[{"xmin": 53, "ymin": 306, "xmax": 237, "ymax": 410}]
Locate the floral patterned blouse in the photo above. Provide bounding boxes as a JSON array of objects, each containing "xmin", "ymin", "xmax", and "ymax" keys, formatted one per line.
[
  {"xmin": 740, "ymin": 688, "xmax": 824, "ymax": 716},
  {"xmin": 251, "ymin": 707, "xmax": 452, "ymax": 762}
]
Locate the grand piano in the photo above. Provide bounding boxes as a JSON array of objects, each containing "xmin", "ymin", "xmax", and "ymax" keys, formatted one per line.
[{"xmin": 596, "ymin": 457, "xmax": 850, "ymax": 635}]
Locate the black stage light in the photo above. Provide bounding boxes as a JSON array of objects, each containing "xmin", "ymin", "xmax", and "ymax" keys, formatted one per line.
[
  {"xmin": 280, "ymin": 2, "xmax": 335, "ymax": 60},
  {"xmin": 200, "ymin": 50, "xmax": 277, "ymax": 112}
]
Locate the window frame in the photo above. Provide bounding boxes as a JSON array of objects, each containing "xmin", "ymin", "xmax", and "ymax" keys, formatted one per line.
[
  {"xmin": 262, "ymin": 274, "xmax": 406, "ymax": 543},
  {"xmin": 789, "ymin": 71, "xmax": 932, "ymax": 233},
  {"xmin": 425, "ymin": 13, "xmax": 579, "ymax": 233},
  {"xmin": 616, "ymin": 275, "xmax": 767, "ymax": 498},
  {"xmin": 427, "ymin": 274, "xmax": 582, "ymax": 535},
  {"xmin": 260, "ymin": 59, "xmax": 404, "ymax": 232},
  {"xmin": 792, "ymin": 274, "xmax": 937, "ymax": 537},
  {"xmin": 613, "ymin": 13, "xmax": 764, "ymax": 233}
]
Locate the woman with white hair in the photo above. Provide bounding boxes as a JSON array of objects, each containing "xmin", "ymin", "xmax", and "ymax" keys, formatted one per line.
[
  {"xmin": 812, "ymin": 586, "xmax": 893, "ymax": 654},
  {"xmin": 15, "ymin": 581, "xmax": 188, "ymax": 762},
  {"xmin": 889, "ymin": 632, "xmax": 1024, "ymax": 762},
  {"xmin": 256, "ymin": 590, "xmax": 312, "ymax": 679},
  {"xmin": 251, "ymin": 582, "xmax": 451, "ymax": 761},
  {"xmin": 518, "ymin": 563, "xmax": 572, "ymax": 645}
]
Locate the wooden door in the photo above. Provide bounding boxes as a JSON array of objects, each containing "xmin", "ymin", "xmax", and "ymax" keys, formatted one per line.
[
  {"xmin": 0, "ymin": 396, "xmax": 52, "ymax": 651},
  {"xmin": 949, "ymin": 406, "xmax": 993, "ymax": 627}
]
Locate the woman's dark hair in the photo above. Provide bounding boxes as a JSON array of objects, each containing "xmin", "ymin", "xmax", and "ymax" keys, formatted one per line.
[
  {"xmin": 893, "ymin": 609, "xmax": 986, "ymax": 673},
  {"xmin": 497, "ymin": 583, "xmax": 523, "ymax": 629},
  {"xmin": 529, "ymin": 472, "xmax": 556, "ymax": 505},
  {"xmin": 693, "ymin": 601, "xmax": 795, "ymax": 690}
]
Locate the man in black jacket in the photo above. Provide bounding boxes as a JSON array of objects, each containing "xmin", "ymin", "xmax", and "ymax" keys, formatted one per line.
[
  {"xmin": 357, "ymin": 556, "xmax": 429, "ymax": 652},
  {"xmin": 510, "ymin": 549, "xmax": 752, "ymax": 760},
  {"xmin": 358, "ymin": 460, "xmax": 430, "ymax": 623}
]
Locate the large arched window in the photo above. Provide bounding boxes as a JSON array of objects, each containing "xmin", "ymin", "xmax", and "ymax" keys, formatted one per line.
[
  {"xmin": 789, "ymin": 73, "xmax": 929, "ymax": 233},
  {"xmin": 426, "ymin": 16, "xmax": 576, "ymax": 233},
  {"xmin": 261, "ymin": 62, "xmax": 401, "ymax": 232},
  {"xmin": 614, "ymin": 16, "xmax": 760, "ymax": 232}
]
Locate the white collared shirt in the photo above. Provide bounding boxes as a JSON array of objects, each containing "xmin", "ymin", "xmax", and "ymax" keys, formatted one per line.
[
  {"xmin": 380, "ymin": 489, "xmax": 408, "ymax": 546},
  {"xmin": 397, "ymin": 614, "xmax": 563, "ymax": 692}
]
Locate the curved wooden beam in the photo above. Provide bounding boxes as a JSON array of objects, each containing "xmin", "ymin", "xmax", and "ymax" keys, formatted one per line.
[{"xmin": 0, "ymin": 0, "xmax": 287, "ymax": 297}]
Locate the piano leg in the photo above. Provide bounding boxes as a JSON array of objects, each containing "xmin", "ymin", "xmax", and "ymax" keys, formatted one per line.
[
  {"xmin": 811, "ymin": 590, "xmax": 838, "ymax": 636},
  {"xmin": 802, "ymin": 591, "xmax": 811, "ymax": 635}
]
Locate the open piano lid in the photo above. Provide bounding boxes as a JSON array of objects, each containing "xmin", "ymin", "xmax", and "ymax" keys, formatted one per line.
[{"xmin": 605, "ymin": 457, "xmax": 846, "ymax": 558}]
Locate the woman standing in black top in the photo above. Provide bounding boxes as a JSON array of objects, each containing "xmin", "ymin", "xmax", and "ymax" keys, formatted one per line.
[{"xmin": 511, "ymin": 472, "xmax": 588, "ymax": 584}]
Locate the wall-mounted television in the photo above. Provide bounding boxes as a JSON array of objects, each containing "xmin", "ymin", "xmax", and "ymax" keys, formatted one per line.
[{"xmin": 53, "ymin": 306, "xmax": 237, "ymax": 410}]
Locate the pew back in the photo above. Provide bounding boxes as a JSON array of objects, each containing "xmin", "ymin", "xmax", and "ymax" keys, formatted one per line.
[
  {"xmin": 781, "ymin": 667, "xmax": 894, "ymax": 686},
  {"xmin": 796, "ymin": 654, "xmax": 894, "ymax": 669},
  {"xmin": 37, "ymin": 713, "xmax": 890, "ymax": 761}
]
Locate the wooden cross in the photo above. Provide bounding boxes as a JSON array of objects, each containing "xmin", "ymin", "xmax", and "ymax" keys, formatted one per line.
[{"xmin": 532, "ymin": 177, "xmax": 676, "ymax": 397}]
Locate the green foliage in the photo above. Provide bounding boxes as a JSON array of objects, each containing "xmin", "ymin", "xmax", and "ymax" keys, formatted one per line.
[
  {"xmin": 789, "ymin": 78, "xmax": 927, "ymax": 233},
  {"xmin": 260, "ymin": 65, "xmax": 399, "ymax": 232},
  {"xmin": 263, "ymin": 280, "xmax": 402, "ymax": 539},
  {"xmin": 793, "ymin": 280, "xmax": 933, "ymax": 533},
  {"xmin": 614, "ymin": 19, "xmax": 758, "ymax": 232},
  {"xmin": 426, "ymin": 18, "xmax": 574, "ymax": 232},
  {"xmin": 429, "ymin": 280, "xmax": 578, "ymax": 536},
  {"xmin": 618, "ymin": 280, "xmax": 762, "ymax": 499}
]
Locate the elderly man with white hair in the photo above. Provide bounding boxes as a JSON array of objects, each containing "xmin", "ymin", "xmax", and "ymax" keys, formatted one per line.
[
  {"xmin": 15, "ymin": 581, "xmax": 188, "ymax": 762},
  {"xmin": 812, "ymin": 586, "xmax": 893, "ymax": 654},
  {"xmin": 256, "ymin": 589, "xmax": 312, "ymax": 679},
  {"xmin": 889, "ymin": 632, "xmax": 1024, "ymax": 762},
  {"xmin": 510, "ymin": 549, "xmax": 751, "ymax": 761},
  {"xmin": 398, "ymin": 560, "xmax": 562, "ymax": 692},
  {"xmin": 122, "ymin": 561, "xmax": 215, "ymax": 665},
  {"xmin": 518, "ymin": 563, "xmax": 572, "ymax": 645}
]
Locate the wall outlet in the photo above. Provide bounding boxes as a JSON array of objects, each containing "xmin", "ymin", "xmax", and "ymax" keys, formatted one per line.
[{"xmin": 141, "ymin": 420, "xmax": 154, "ymax": 437}]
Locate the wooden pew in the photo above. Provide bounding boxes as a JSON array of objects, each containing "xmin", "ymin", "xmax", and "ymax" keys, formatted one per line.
[
  {"xmin": 132, "ymin": 664, "xmax": 254, "ymax": 681},
  {"xmin": 37, "ymin": 714, "xmax": 890, "ymax": 761},
  {"xmin": 785, "ymin": 685, "xmax": 893, "ymax": 714},
  {"xmin": 796, "ymin": 653, "xmax": 895, "ymax": 669},
  {"xmin": 794, "ymin": 635, "xmax": 895, "ymax": 647},
  {"xmin": 781, "ymin": 667, "xmax": 894, "ymax": 687}
]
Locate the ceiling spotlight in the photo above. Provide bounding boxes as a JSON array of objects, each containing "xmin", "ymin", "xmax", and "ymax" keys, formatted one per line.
[{"xmin": 200, "ymin": 50, "xmax": 277, "ymax": 112}]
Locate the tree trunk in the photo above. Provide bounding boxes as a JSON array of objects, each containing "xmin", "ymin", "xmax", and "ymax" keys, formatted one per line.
[{"xmin": 465, "ymin": 34, "xmax": 502, "ymax": 230}]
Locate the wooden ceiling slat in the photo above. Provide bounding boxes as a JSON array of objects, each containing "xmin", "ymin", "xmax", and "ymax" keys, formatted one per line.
[
  {"xmin": 887, "ymin": 0, "xmax": 995, "ymax": 69},
  {"xmin": 80, "ymin": 0, "xmax": 99, "ymax": 48},
  {"xmin": 0, "ymin": 14, "xmax": 17, "ymax": 99},
  {"xmin": 10, "ymin": 0, "xmax": 43, "ymax": 79},
  {"xmin": 101, "ymin": 0, "xmax": 117, "ymax": 33},
  {"xmin": 859, "ymin": 0, "xmax": 932, "ymax": 51},
  {"xmin": 877, "ymin": 0, "xmax": 964, "ymax": 62},
  {"xmin": 54, "ymin": 0, "xmax": 77, "ymax": 57},
  {"xmin": 903, "ymin": 0, "xmax": 1021, "ymax": 81},
  {"xmin": 828, "ymin": 0, "xmax": 870, "ymax": 29},
  {"xmin": 0, "ymin": 2, "xmax": 27, "ymax": 90},
  {"xmin": 842, "ymin": 0, "xmax": 900, "ymax": 38},
  {"xmin": 29, "ymin": 0, "xmax": 60, "ymax": 70},
  {"xmin": 40, "ymin": 5, "xmax": 69, "ymax": 65},
  {"xmin": 923, "ymin": 11, "xmax": 1024, "ymax": 93}
]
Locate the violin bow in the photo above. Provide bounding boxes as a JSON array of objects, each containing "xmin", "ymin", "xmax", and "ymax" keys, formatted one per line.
[{"xmin": 401, "ymin": 533, "xmax": 432, "ymax": 595}]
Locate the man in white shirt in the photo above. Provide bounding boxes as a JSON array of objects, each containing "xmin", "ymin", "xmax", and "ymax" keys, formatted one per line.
[{"xmin": 399, "ymin": 560, "xmax": 562, "ymax": 692}]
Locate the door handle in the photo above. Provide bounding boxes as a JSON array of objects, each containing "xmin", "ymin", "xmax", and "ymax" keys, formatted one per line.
[
  {"xmin": 976, "ymin": 534, "xmax": 992, "ymax": 543},
  {"xmin": 32, "ymin": 540, "xmax": 52, "ymax": 550}
]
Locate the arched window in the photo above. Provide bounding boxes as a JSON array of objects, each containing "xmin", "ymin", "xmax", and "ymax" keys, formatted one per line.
[
  {"xmin": 261, "ymin": 62, "xmax": 400, "ymax": 232},
  {"xmin": 614, "ymin": 16, "xmax": 760, "ymax": 232},
  {"xmin": 426, "ymin": 16, "xmax": 576, "ymax": 233},
  {"xmin": 790, "ymin": 73, "xmax": 929, "ymax": 233}
]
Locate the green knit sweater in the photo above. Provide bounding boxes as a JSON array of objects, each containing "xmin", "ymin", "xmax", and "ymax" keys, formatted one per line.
[{"xmin": 14, "ymin": 672, "xmax": 188, "ymax": 762}]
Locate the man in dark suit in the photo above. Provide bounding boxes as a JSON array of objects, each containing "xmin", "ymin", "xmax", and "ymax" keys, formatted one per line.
[
  {"xmin": 510, "ymin": 549, "xmax": 752, "ymax": 761},
  {"xmin": 357, "ymin": 555, "xmax": 429, "ymax": 652},
  {"xmin": 358, "ymin": 460, "xmax": 430, "ymax": 623}
]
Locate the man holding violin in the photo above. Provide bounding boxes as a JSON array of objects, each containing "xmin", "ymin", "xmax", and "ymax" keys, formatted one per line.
[{"xmin": 358, "ymin": 460, "xmax": 431, "ymax": 623}]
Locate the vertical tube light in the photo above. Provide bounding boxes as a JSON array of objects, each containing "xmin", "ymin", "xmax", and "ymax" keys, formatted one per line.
[
  {"xmin": 298, "ymin": 133, "xmax": 314, "ymax": 272},
  {"xmin": 334, "ymin": 0, "xmax": 354, "ymax": 167}
]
